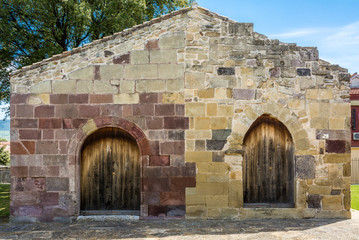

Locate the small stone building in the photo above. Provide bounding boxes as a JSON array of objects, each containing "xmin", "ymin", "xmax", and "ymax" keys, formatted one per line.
[{"xmin": 9, "ymin": 5, "xmax": 351, "ymax": 222}]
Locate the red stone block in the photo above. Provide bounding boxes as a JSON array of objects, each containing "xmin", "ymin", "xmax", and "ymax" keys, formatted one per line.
[
  {"xmin": 182, "ymin": 162, "xmax": 196, "ymax": 177},
  {"xmin": 146, "ymin": 117, "xmax": 163, "ymax": 130},
  {"xmin": 122, "ymin": 105, "xmax": 133, "ymax": 117},
  {"xmin": 16, "ymin": 105, "xmax": 34, "ymax": 117},
  {"xmin": 55, "ymin": 105, "xmax": 78, "ymax": 118},
  {"xmin": 174, "ymin": 141, "xmax": 185, "ymax": 155},
  {"xmin": 22, "ymin": 141, "xmax": 35, "ymax": 154},
  {"xmin": 100, "ymin": 105, "xmax": 123, "ymax": 117},
  {"xmin": 117, "ymin": 119, "xmax": 135, "ymax": 132},
  {"xmin": 78, "ymin": 105, "xmax": 100, "ymax": 118},
  {"xmin": 170, "ymin": 177, "xmax": 196, "ymax": 192},
  {"xmin": 11, "ymin": 94, "xmax": 30, "ymax": 104},
  {"xmin": 142, "ymin": 156, "xmax": 149, "ymax": 167},
  {"xmin": 29, "ymin": 167, "xmax": 59, "ymax": 177},
  {"xmin": 50, "ymin": 94, "xmax": 69, "ymax": 104},
  {"xmin": 326, "ymin": 140, "xmax": 349, "ymax": 153},
  {"xmin": 90, "ymin": 94, "xmax": 113, "ymax": 104},
  {"xmin": 145, "ymin": 40, "xmax": 159, "ymax": 50},
  {"xmin": 149, "ymin": 156, "xmax": 162, "ymax": 166},
  {"xmin": 72, "ymin": 118, "xmax": 88, "ymax": 128},
  {"xmin": 155, "ymin": 104, "xmax": 175, "ymax": 116},
  {"xmin": 36, "ymin": 141, "xmax": 58, "ymax": 154},
  {"xmin": 163, "ymin": 117, "xmax": 189, "ymax": 129},
  {"xmin": 63, "ymin": 119, "xmax": 73, "ymax": 129},
  {"xmin": 19, "ymin": 206, "xmax": 43, "ymax": 217},
  {"xmin": 162, "ymin": 167, "xmax": 182, "ymax": 177},
  {"xmin": 24, "ymin": 177, "xmax": 46, "ymax": 191},
  {"xmin": 69, "ymin": 94, "xmax": 89, "ymax": 104},
  {"xmin": 11, "ymin": 119, "xmax": 38, "ymax": 128},
  {"xmin": 143, "ymin": 192, "xmax": 160, "ymax": 205},
  {"xmin": 175, "ymin": 105, "xmax": 185, "ymax": 116},
  {"xmin": 19, "ymin": 130, "xmax": 41, "ymax": 140},
  {"xmin": 150, "ymin": 141, "xmax": 160, "ymax": 155},
  {"xmin": 160, "ymin": 192, "xmax": 185, "ymax": 205},
  {"xmin": 142, "ymin": 177, "xmax": 169, "ymax": 192},
  {"xmin": 39, "ymin": 118, "xmax": 62, "ymax": 129},
  {"xmin": 129, "ymin": 126, "xmax": 146, "ymax": 140},
  {"xmin": 133, "ymin": 104, "xmax": 154, "ymax": 116},
  {"xmin": 59, "ymin": 141, "xmax": 68, "ymax": 154},
  {"xmin": 10, "ymin": 105, "xmax": 15, "ymax": 117},
  {"xmin": 148, "ymin": 205, "xmax": 167, "ymax": 217},
  {"xmin": 94, "ymin": 117, "xmax": 113, "ymax": 127},
  {"xmin": 42, "ymin": 130, "xmax": 54, "ymax": 139},
  {"xmin": 160, "ymin": 142, "xmax": 175, "ymax": 155},
  {"xmin": 39, "ymin": 192, "xmax": 59, "ymax": 206},
  {"xmin": 11, "ymin": 166, "xmax": 28, "ymax": 177},
  {"xmin": 139, "ymin": 93, "xmax": 159, "ymax": 103},
  {"xmin": 12, "ymin": 192, "xmax": 39, "ymax": 206},
  {"xmin": 138, "ymin": 138, "xmax": 151, "ymax": 155},
  {"xmin": 11, "ymin": 142, "xmax": 28, "ymax": 155},
  {"xmin": 55, "ymin": 130, "xmax": 75, "ymax": 140},
  {"xmin": 35, "ymin": 105, "xmax": 55, "ymax": 118},
  {"xmin": 113, "ymin": 53, "xmax": 130, "ymax": 64},
  {"xmin": 143, "ymin": 167, "xmax": 162, "ymax": 177}
]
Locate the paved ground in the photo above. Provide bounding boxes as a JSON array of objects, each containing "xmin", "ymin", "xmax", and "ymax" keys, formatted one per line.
[{"xmin": 0, "ymin": 210, "xmax": 358, "ymax": 239}]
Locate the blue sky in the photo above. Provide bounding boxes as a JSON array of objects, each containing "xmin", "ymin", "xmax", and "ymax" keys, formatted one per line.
[
  {"xmin": 197, "ymin": 0, "xmax": 359, "ymax": 74},
  {"xmin": 1, "ymin": 1, "xmax": 358, "ymax": 119}
]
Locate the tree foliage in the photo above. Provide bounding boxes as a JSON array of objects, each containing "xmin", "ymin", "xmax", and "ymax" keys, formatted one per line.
[
  {"xmin": 0, "ymin": 145, "xmax": 9, "ymax": 166},
  {"xmin": 0, "ymin": 0, "xmax": 193, "ymax": 117}
]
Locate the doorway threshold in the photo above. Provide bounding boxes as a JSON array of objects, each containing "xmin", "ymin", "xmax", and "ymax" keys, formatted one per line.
[{"xmin": 78, "ymin": 210, "xmax": 140, "ymax": 222}]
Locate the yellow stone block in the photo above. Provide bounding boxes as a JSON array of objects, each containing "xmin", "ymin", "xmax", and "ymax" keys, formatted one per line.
[
  {"xmin": 162, "ymin": 92, "xmax": 185, "ymax": 104},
  {"xmin": 330, "ymin": 103, "xmax": 350, "ymax": 117},
  {"xmin": 186, "ymin": 130, "xmax": 212, "ymax": 139},
  {"xmin": 230, "ymin": 171, "xmax": 242, "ymax": 180},
  {"xmin": 288, "ymin": 99, "xmax": 304, "ymax": 110},
  {"xmin": 186, "ymin": 102, "xmax": 206, "ymax": 117},
  {"xmin": 218, "ymin": 105, "xmax": 234, "ymax": 117},
  {"xmin": 82, "ymin": 119, "xmax": 98, "ymax": 136},
  {"xmin": 186, "ymin": 206, "xmax": 207, "ymax": 219},
  {"xmin": 206, "ymin": 103, "xmax": 217, "ymax": 116},
  {"xmin": 197, "ymin": 88, "xmax": 215, "ymax": 98},
  {"xmin": 186, "ymin": 140, "xmax": 195, "ymax": 151},
  {"xmin": 310, "ymin": 117, "xmax": 328, "ymax": 129},
  {"xmin": 186, "ymin": 194, "xmax": 206, "ymax": 205},
  {"xmin": 208, "ymin": 208, "xmax": 221, "ymax": 218},
  {"xmin": 195, "ymin": 117, "xmax": 211, "ymax": 130},
  {"xmin": 197, "ymin": 162, "xmax": 229, "ymax": 174},
  {"xmin": 308, "ymin": 185, "xmax": 332, "ymax": 195},
  {"xmin": 185, "ymin": 72, "xmax": 206, "ymax": 89},
  {"xmin": 318, "ymin": 89, "xmax": 333, "ymax": 100},
  {"xmin": 306, "ymin": 89, "xmax": 318, "ymax": 100},
  {"xmin": 221, "ymin": 208, "xmax": 239, "ymax": 218},
  {"xmin": 196, "ymin": 174, "xmax": 207, "ymax": 182},
  {"xmin": 323, "ymin": 154, "xmax": 351, "ymax": 164},
  {"xmin": 329, "ymin": 118, "xmax": 345, "ymax": 130},
  {"xmin": 229, "ymin": 180, "xmax": 242, "ymax": 208},
  {"xmin": 241, "ymin": 67, "xmax": 253, "ymax": 75},
  {"xmin": 322, "ymin": 195, "xmax": 342, "ymax": 210},
  {"xmin": 215, "ymin": 88, "xmax": 228, "ymax": 99},
  {"xmin": 206, "ymin": 195, "xmax": 228, "ymax": 208},
  {"xmin": 186, "ymin": 187, "xmax": 196, "ymax": 195},
  {"xmin": 210, "ymin": 117, "xmax": 228, "ymax": 129},
  {"xmin": 196, "ymin": 182, "xmax": 228, "ymax": 195},
  {"xmin": 113, "ymin": 93, "xmax": 139, "ymax": 104},
  {"xmin": 328, "ymin": 164, "xmax": 339, "ymax": 179},
  {"xmin": 185, "ymin": 151, "xmax": 212, "ymax": 162},
  {"xmin": 207, "ymin": 175, "xmax": 229, "ymax": 182}
]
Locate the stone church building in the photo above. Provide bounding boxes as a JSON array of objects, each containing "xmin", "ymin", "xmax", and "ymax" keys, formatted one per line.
[{"xmin": 9, "ymin": 5, "xmax": 351, "ymax": 222}]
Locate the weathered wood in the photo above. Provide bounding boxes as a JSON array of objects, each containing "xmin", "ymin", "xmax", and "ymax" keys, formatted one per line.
[
  {"xmin": 81, "ymin": 127, "xmax": 140, "ymax": 211},
  {"xmin": 243, "ymin": 115, "xmax": 294, "ymax": 207}
]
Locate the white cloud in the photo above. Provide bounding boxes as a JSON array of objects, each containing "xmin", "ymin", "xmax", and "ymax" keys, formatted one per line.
[{"xmin": 269, "ymin": 28, "xmax": 325, "ymax": 38}]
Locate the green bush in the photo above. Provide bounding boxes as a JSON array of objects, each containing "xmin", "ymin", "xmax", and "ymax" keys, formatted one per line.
[{"xmin": 0, "ymin": 146, "xmax": 9, "ymax": 166}]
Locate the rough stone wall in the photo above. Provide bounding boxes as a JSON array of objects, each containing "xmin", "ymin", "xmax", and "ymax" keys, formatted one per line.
[{"xmin": 9, "ymin": 5, "xmax": 351, "ymax": 222}]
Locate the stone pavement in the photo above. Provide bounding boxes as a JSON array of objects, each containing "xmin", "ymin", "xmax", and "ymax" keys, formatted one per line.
[{"xmin": 0, "ymin": 210, "xmax": 358, "ymax": 239}]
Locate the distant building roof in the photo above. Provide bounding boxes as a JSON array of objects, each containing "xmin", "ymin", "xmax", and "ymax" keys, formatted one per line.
[{"xmin": 351, "ymin": 72, "xmax": 359, "ymax": 88}]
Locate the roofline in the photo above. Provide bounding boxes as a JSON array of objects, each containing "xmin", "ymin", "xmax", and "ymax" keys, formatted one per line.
[{"xmin": 10, "ymin": 5, "xmax": 239, "ymax": 77}]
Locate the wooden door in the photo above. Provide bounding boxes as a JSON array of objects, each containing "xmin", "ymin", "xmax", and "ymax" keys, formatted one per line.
[
  {"xmin": 81, "ymin": 127, "xmax": 140, "ymax": 211},
  {"xmin": 243, "ymin": 115, "xmax": 294, "ymax": 207}
]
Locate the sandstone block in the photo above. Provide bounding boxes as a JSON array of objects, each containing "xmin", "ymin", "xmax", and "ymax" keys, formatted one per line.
[
  {"xmin": 206, "ymin": 195, "xmax": 228, "ymax": 208},
  {"xmin": 185, "ymin": 72, "xmax": 205, "ymax": 89},
  {"xmin": 217, "ymin": 105, "xmax": 234, "ymax": 117},
  {"xmin": 233, "ymin": 89, "xmax": 255, "ymax": 100},
  {"xmin": 68, "ymin": 66, "xmax": 94, "ymax": 80},
  {"xmin": 196, "ymin": 182, "xmax": 228, "ymax": 195},
  {"xmin": 29, "ymin": 81, "xmax": 51, "ymax": 94},
  {"xmin": 113, "ymin": 93, "xmax": 139, "ymax": 104},
  {"xmin": 322, "ymin": 195, "xmax": 342, "ymax": 210},
  {"xmin": 125, "ymin": 65, "xmax": 157, "ymax": 79},
  {"xmin": 329, "ymin": 118, "xmax": 345, "ymax": 130},
  {"xmin": 167, "ymin": 79, "xmax": 184, "ymax": 92},
  {"xmin": 46, "ymin": 177, "xmax": 69, "ymax": 191},
  {"xmin": 99, "ymin": 65, "xmax": 124, "ymax": 80},
  {"xmin": 131, "ymin": 50, "xmax": 149, "ymax": 64},
  {"xmin": 94, "ymin": 81, "xmax": 118, "ymax": 94},
  {"xmin": 186, "ymin": 205, "xmax": 207, "ymax": 219},
  {"xmin": 77, "ymin": 80, "xmax": 94, "ymax": 93},
  {"xmin": 185, "ymin": 151, "xmax": 212, "ymax": 162},
  {"xmin": 162, "ymin": 93, "xmax": 185, "ymax": 104},
  {"xmin": 159, "ymin": 32, "xmax": 185, "ymax": 49},
  {"xmin": 323, "ymin": 154, "xmax": 351, "ymax": 163},
  {"xmin": 210, "ymin": 117, "xmax": 228, "ymax": 130},
  {"xmin": 186, "ymin": 103, "xmax": 205, "ymax": 117},
  {"xmin": 52, "ymin": 80, "xmax": 76, "ymax": 93},
  {"xmin": 330, "ymin": 103, "xmax": 350, "ymax": 117},
  {"xmin": 195, "ymin": 117, "xmax": 210, "ymax": 130},
  {"xmin": 150, "ymin": 50, "xmax": 177, "ymax": 63},
  {"xmin": 186, "ymin": 130, "xmax": 211, "ymax": 139},
  {"xmin": 158, "ymin": 64, "xmax": 184, "ymax": 79},
  {"xmin": 310, "ymin": 117, "xmax": 328, "ymax": 129},
  {"xmin": 136, "ymin": 80, "xmax": 166, "ymax": 92},
  {"xmin": 120, "ymin": 80, "xmax": 135, "ymax": 93},
  {"xmin": 197, "ymin": 89, "xmax": 214, "ymax": 98},
  {"xmin": 206, "ymin": 103, "xmax": 217, "ymax": 116},
  {"xmin": 308, "ymin": 185, "xmax": 332, "ymax": 195},
  {"xmin": 296, "ymin": 155, "xmax": 315, "ymax": 179},
  {"xmin": 82, "ymin": 119, "xmax": 98, "ymax": 136}
]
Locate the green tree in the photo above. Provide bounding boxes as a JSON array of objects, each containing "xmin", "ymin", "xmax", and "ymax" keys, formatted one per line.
[
  {"xmin": 0, "ymin": 0, "xmax": 193, "ymax": 117},
  {"xmin": 0, "ymin": 145, "xmax": 9, "ymax": 166}
]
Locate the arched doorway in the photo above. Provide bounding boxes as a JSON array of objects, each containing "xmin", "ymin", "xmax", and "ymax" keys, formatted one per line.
[
  {"xmin": 80, "ymin": 127, "xmax": 141, "ymax": 213},
  {"xmin": 243, "ymin": 114, "xmax": 294, "ymax": 208}
]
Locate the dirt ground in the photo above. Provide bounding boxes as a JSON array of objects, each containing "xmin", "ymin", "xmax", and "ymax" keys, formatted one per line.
[{"xmin": 0, "ymin": 211, "xmax": 358, "ymax": 239}]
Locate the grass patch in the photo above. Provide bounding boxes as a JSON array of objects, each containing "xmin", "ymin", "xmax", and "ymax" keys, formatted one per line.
[
  {"xmin": 0, "ymin": 183, "xmax": 10, "ymax": 217},
  {"xmin": 352, "ymin": 185, "xmax": 359, "ymax": 211}
]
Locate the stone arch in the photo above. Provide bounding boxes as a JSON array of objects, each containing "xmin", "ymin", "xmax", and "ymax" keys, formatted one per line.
[
  {"xmin": 228, "ymin": 102, "xmax": 310, "ymax": 155},
  {"xmin": 68, "ymin": 117, "xmax": 150, "ymax": 216}
]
